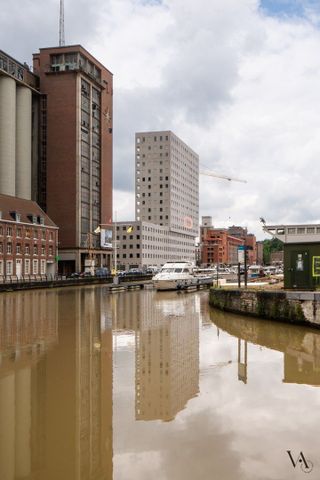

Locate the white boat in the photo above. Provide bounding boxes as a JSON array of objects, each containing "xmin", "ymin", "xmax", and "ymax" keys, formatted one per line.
[{"xmin": 152, "ymin": 262, "xmax": 213, "ymax": 291}]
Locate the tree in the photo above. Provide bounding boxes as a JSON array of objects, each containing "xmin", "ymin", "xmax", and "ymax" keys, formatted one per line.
[{"xmin": 263, "ymin": 238, "xmax": 283, "ymax": 265}]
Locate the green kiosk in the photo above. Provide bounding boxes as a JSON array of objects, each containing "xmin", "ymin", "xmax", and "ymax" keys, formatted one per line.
[{"xmin": 263, "ymin": 224, "xmax": 320, "ymax": 290}]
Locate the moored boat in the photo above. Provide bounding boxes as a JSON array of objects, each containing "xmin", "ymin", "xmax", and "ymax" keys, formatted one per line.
[{"xmin": 152, "ymin": 262, "xmax": 213, "ymax": 291}]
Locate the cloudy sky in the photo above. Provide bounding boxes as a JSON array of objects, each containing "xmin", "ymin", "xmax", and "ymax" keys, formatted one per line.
[{"xmin": 2, "ymin": 0, "xmax": 320, "ymax": 238}]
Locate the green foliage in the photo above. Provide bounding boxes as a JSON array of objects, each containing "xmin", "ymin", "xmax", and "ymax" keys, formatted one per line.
[{"xmin": 263, "ymin": 238, "xmax": 283, "ymax": 264}]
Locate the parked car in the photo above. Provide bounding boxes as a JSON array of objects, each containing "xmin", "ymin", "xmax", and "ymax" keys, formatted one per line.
[
  {"xmin": 80, "ymin": 271, "xmax": 93, "ymax": 277},
  {"xmin": 67, "ymin": 272, "xmax": 80, "ymax": 278},
  {"xmin": 95, "ymin": 267, "xmax": 110, "ymax": 277},
  {"xmin": 127, "ymin": 269, "xmax": 144, "ymax": 275}
]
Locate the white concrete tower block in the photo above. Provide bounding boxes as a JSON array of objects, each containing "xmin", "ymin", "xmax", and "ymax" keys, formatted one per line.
[
  {"xmin": 0, "ymin": 76, "xmax": 16, "ymax": 196},
  {"xmin": 16, "ymin": 86, "xmax": 32, "ymax": 199}
]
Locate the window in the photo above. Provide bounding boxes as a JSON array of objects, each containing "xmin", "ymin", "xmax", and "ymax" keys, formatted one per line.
[
  {"xmin": 17, "ymin": 227, "xmax": 22, "ymax": 237},
  {"xmin": 40, "ymin": 260, "xmax": 46, "ymax": 274},
  {"xmin": 16, "ymin": 244, "xmax": 21, "ymax": 254},
  {"xmin": 49, "ymin": 246, "xmax": 53, "ymax": 256},
  {"xmin": 41, "ymin": 246, "xmax": 45, "ymax": 255},
  {"xmin": 25, "ymin": 245, "xmax": 30, "ymax": 254},
  {"xmin": 25, "ymin": 259, "xmax": 30, "ymax": 275},
  {"xmin": 33, "ymin": 259, "xmax": 38, "ymax": 275},
  {"xmin": 6, "ymin": 226, "xmax": 12, "ymax": 236},
  {"xmin": 7, "ymin": 243, "xmax": 12, "ymax": 254},
  {"xmin": 0, "ymin": 243, "xmax": 2, "ymax": 253},
  {"xmin": 34, "ymin": 246, "xmax": 38, "ymax": 255},
  {"xmin": 6, "ymin": 260, "xmax": 13, "ymax": 276},
  {"xmin": 0, "ymin": 260, "xmax": 3, "ymax": 275}
]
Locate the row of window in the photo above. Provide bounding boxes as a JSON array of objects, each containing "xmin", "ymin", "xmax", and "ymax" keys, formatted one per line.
[
  {"xmin": 0, "ymin": 243, "xmax": 54, "ymax": 256},
  {"xmin": 0, "ymin": 259, "xmax": 47, "ymax": 276},
  {"xmin": 116, "ymin": 252, "xmax": 194, "ymax": 260},
  {"xmin": 136, "ymin": 135, "xmax": 169, "ymax": 143},
  {"xmin": 0, "ymin": 225, "xmax": 54, "ymax": 240}
]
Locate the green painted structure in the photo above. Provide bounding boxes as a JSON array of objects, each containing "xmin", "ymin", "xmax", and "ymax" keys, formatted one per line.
[
  {"xmin": 263, "ymin": 224, "xmax": 320, "ymax": 291},
  {"xmin": 284, "ymin": 243, "xmax": 320, "ymax": 290}
]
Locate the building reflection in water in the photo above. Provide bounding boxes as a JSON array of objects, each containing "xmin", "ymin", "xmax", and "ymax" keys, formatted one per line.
[
  {"xmin": 113, "ymin": 291, "xmax": 200, "ymax": 422},
  {"xmin": 210, "ymin": 309, "xmax": 320, "ymax": 387},
  {"xmin": 0, "ymin": 288, "xmax": 113, "ymax": 480}
]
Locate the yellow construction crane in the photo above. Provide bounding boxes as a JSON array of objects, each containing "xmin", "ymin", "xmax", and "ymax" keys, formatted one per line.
[{"xmin": 200, "ymin": 169, "xmax": 247, "ymax": 183}]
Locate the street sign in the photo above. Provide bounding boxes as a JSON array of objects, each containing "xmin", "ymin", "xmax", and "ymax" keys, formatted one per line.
[{"xmin": 238, "ymin": 248, "xmax": 245, "ymax": 264}]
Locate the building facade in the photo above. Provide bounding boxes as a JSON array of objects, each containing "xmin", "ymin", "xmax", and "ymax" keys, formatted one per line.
[
  {"xmin": 227, "ymin": 226, "xmax": 257, "ymax": 264},
  {"xmin": 264, "ymin": 223, "xmax": 320, "ymax": 289},
  {"xmin": 0, "ymin": 194, "xmax": 58, "ymax": 280},
  {"xmin": 135, "ymin": 131, "xmax": 199, "ymax": 235},
  {"xmin": 200, "ymin": 226, "xmax": 244, "ymax": 265},
  {"xmin": 33, "ymin": 45, "xmax": 113, "ymax": 274},
  {"xmin": 135, "ymin": 131, "xmax": 198, "ymax": 261},
  {"xmin": 114, "ymin": 221, "xmax": 197, "ymax": 271}
]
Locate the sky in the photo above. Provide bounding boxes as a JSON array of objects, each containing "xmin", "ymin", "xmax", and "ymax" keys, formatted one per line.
[{"xmin": 1, "ymin": 0, "xmax": 320, "ymax": 239}]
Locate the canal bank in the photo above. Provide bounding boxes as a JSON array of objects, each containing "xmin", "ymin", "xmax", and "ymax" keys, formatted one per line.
[
  {"xmin": 209, "ymin": 287, "xmax": 320, "ymax": 327},
  {"xmin": 0, "ymin": 275, "xmax": 152, "ymax": 293}
]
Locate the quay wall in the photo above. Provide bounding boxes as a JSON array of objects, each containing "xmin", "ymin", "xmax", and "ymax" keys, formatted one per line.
[
  {"xmin": 209, "ymin": 288, "xmax": 320, "ymax": 327},
  {"xmin": 0, "ymin": 274, "xmax": 153, "ymax": 293}
]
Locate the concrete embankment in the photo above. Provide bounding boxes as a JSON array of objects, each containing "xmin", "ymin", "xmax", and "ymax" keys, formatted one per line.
[
  {"xmin": 0, "ymin": 275, "xmax": 153, "ymax": 293},
  {"xmin": 209, "ymin": 288, "xmax": 320, "ymax": 328}
]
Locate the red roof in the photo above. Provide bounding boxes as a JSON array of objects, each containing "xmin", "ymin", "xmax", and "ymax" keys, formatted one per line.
[{"xmin": 0, "ymin": 194, "xmax": 57, "ymax": 228}]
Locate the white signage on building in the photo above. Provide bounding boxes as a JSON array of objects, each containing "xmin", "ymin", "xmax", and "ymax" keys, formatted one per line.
[{"xmin": 100, "ymin": 228, "xmax": 112, "ymax": 248}]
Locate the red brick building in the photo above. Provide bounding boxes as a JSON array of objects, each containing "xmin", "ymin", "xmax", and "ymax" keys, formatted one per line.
[
  {"xmin": 33, "ymin": 45, "xmax": 113, "ymax": 274},
  {"xmin": 227, "ymin": 226, "xmax": 257, "ymax": 264},
  {"xmin": 0, "ymin": 194, "xmax": 58, "ymax": 280},
  {"xmin": 200, "ymin": 227, "xmax": 244, "ymax": 265}
]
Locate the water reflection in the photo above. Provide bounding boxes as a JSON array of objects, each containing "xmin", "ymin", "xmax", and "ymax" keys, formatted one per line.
[
  {"xmin": 2, "ymin": 288, "xmax": 320, "ymax": 480},
  {"xmin": 210, "ymin": 308, "xmax": 320, "ymax": 387},
  {"xmin": 112, "ymin": 292, "xmax": 200, "ymax": 421},
  {"xmin": 136, "ymin": 293, "xmax": 199, "ymax": 421},
  {"xmin": 0, "ymin": 288, "xmax": 113, "ymax": 480}
]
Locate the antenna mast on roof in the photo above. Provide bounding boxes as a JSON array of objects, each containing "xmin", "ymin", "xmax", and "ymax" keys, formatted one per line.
[{"xmin": 59, "ymin": 0, "xmax": 65, "ymax": 46}]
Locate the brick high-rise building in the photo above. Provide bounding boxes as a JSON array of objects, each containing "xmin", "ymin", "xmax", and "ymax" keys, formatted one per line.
[{"xmin": 33, "ymin": 45, "xmax": 113, "ymax": 274}]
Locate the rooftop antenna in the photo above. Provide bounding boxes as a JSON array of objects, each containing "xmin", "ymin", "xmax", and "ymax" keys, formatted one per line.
[{"xmin": 59, "ymin": 0, "xmax": 65, "ymax": 46}]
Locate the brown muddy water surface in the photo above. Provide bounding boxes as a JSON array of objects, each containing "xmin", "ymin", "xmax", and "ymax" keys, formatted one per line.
[{"xmin": 0, "ymin": 286, "xmax": 320, "ymax": 480}]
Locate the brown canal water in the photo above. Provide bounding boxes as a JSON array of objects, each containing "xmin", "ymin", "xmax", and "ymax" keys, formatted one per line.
[{"xmin": 0, "ymin": 286, "xmax": 320, "ymax": 480}]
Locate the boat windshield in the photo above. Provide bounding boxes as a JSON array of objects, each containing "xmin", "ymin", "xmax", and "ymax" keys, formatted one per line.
[
  {"xmin": 174, "ymin": 268, "xmax": 183, "ymax": 273},
  {"xmin": 161, "ymin": 268, "xmax": 175, "ymax": 273}
]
